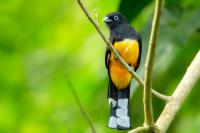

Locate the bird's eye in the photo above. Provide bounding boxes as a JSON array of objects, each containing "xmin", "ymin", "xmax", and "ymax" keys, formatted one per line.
[{"xmin": 114, "ymin": 16, "xmax": 119, "ymax": 21}]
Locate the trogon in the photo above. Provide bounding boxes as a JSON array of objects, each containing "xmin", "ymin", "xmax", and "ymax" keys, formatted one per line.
[{"xmin": 103, "ymin": 12, "xmax": 142, "ymax": 130}]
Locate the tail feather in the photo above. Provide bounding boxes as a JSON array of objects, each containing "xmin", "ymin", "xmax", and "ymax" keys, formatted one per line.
[
  {"xmin": 107, "ymin": 81, "xmax": 131, "ymax": 130},
  {"xmin": 107, "ymin": 79, "xmax": 117, "ymax": 128}
]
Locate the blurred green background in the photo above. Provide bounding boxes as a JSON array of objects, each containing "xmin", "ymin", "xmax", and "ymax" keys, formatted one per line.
[{"xmin": 0, "ymin": 0, "xmax": 200, "ymax": 133}]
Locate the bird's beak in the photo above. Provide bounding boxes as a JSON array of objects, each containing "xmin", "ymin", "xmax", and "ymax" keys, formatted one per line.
[{"xmin": 103, "ymin": 17, "xmax": 112, "ymax": 23}]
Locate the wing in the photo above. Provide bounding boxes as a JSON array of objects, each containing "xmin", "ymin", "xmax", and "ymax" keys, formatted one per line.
[
  {"xmin": 105, "ymin": 47, "xmax": 111, "ymax": 69},
  {"xmin": 105, "ymin": 35, "xmax": 114, "ymax": 70},
  {"xmin": 134, "ymin": 33, "xmax": 142, "ymax": 71}
]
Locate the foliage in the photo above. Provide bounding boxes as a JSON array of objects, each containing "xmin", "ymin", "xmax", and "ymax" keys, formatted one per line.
[{"xmin": 0, "ymin": 0, "xmax": 199, "ymax": 133}]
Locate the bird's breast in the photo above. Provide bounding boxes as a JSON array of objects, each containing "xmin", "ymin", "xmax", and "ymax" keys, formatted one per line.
[{"xmin": 109, "ymin": 39, "xmax": 139, "ymax": 90}]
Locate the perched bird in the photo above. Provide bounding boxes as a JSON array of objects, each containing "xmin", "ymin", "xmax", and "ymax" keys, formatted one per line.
[{"xmin": 103, "ymin": 12, "xmax": 142, "ymax": 130}]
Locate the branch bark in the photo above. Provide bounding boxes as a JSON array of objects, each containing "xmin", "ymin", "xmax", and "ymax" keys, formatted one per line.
[
  {"xmin": 155, "ymin": 50, "xmax": 200, "ymax": 133},
  {"xmin": 144, "ymin": 0, "xmax": 163, "ymax": 127},
  {"xmin": 76, "ymin": 0, "xmax": 170, "ymax": 101}
]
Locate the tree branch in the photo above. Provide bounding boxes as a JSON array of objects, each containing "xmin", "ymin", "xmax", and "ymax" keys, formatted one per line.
[
  {"xmin": 128, "ymin": 126, "xmax": 149, "ymax": 133},
  {"xmin": 144, "ymin": 0, "xmax": 163, "ymax": 127},
  {"xmin": 76, "ymin": 0, "xmax": 170, "ymax": 101},
  {"xmin": 65, "ymin": 75, "xmax": 96, "ymax": 133},
  {"xmin": 155, "ymin": 50, "xmax": 200, "ymax": 133}
]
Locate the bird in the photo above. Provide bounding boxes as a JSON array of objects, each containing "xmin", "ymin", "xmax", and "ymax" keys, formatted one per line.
[{"xmin": 103, "ymin": 12, "xmax": 142, "ymax": 130}]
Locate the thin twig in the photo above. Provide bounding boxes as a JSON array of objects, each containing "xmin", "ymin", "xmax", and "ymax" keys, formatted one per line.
[
  {"xmin": 65, "ymin": 75, "xmax": 96, "ymax": 133},
  {"xmin": 76, "ymin": 0, "xmax": 170, "ymax": 101},
  {"xmin": 152, "ymin": 89, "xmax": 172, "ymax": 102},
  {"xmin": 143, "ymin": 0, "xmax": 163, "ymax": 127},
  {"xmin": 128, "ymin": 126, "xmax": 149, "ymax": 133},
  {"xmin": 155, "ymin": 51, "xmax": 200, "ymax": 133}
]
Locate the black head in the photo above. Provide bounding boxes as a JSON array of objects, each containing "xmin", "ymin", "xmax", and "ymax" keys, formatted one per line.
[{"xmin": 103, "ymin": 12, "xmax": 128, "ymax": 30}]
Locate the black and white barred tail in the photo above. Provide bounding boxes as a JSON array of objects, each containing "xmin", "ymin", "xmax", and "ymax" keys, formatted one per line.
[{"xmin": 107, "ymin": 80, "xmax": 131, "ymax": 130}]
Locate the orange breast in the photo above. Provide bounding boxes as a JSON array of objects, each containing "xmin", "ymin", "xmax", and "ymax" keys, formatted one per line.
[{"xmin": 109, "ymin": 39, "xmax": 139, "ymax": 90}]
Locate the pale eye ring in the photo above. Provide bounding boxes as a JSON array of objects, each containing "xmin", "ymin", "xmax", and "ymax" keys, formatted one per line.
[{"xmin": 114, "ymin": 16, "xmax": 119, "ymax": 21}]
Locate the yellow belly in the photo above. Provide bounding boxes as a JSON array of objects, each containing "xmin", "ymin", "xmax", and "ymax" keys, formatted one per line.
[{"xmin": 109, "ymin": 39, "xmax": 139, "ymax": 90}]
